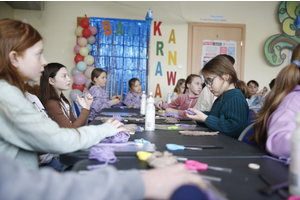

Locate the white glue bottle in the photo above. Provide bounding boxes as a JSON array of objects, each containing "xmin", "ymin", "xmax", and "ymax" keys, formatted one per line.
[
  {"xmin": 167, "ymin": 91, "xmax": 171, "ymax": 103},
  {"xmin": 140, "ymin": 91, "xmax": 146, "ymax": 115},
  {"xmin": 145, "ymin": 92, "xmax": 155, "ymax": 131},
  {"xmin": 289, "ymin": 111, "xmax": 300, "ymax": 196}
]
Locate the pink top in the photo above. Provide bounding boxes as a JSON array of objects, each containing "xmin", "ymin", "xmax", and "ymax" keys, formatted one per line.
[
  {"xmin": 266, "ymin": 85, "xmax": 300, "ymax": 158},
  {"xmin": 162, "ymin": 93, "xmax": 199, "ymax": 118}
]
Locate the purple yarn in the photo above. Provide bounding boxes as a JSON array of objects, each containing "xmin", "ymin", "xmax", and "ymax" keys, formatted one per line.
[
  {"xmin": 185, "ymin": 110, "xmax": 196, "ymax": 115},
  {"xmin": 262, "ymin": 155, "xmax": 291, "ymax": 165},
  {"xmin": 185, "ymin": 108, "xmax": 202, "ymax": 115},
  {"xmin": 166, "ymin": 112, "xmax": 180, "ymax": 118},
  {"xmin": 113, "ymin": 115, "xmax": 123, "ymax": 121},
  {"xmin": 176, "ymin": 124, "xmax": 191, "ymax": 127},
  {"xmin": 93, "ymin": 142, "xmax": 136, "ymax": 147},
  {"xmin": 87, "ymin": 146, "xmax": 117, "ymax": 170},
  {"xmin": 100, "ymin": 131, "xmax": 130, "ymax": 143}
]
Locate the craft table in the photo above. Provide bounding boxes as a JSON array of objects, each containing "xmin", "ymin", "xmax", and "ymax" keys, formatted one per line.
[{"xmin": 71, "ymin": 157, "xmax": 289, "ymax": 200}]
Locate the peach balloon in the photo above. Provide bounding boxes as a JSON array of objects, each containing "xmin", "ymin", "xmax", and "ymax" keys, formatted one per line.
[
  {"xmin": 78, "ymin": 37, "xmax": 88, "ymax": 47},
  {"xmin": 84, "ymin": 66, "xmax": 94, "ymax": 79}
]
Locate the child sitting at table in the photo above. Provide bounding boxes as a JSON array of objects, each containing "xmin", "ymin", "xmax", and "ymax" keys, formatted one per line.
[
  {"xmin": 123, "ymin": 78, "xmax": 142, "ymax": 108},
  {"xmin": 186, "ymin": 54, "xmax": 249, "ymax": 139},
  {"xmin": 250, "ymin": 44, "xmax": 300, "ymax": 158},
  {"xmin": 88, "ymin": 68, "xmax": 122, "ymax": 121},
  {"xmin": 171, "ymin": 78, "xmax": 186, "ymax": 102},
  {"xmin": 155, "ymin": 74, "xmax": 202, "ymax": 118},
  {"xmin": 39, "ymin": 63, "xmax": 93, "ymax": 128},
  {"xmin": 247, "ymin": 80, "xmax": 268, "ymax": 109}
]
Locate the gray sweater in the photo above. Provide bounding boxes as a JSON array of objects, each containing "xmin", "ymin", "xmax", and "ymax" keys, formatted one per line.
[
  {"xmin": 0, "ymin": 80, "xmax": 118, "ymax": 170},
  {"xmin": 0, "ymin": 154, "xmax": 145, "ymax": 200}
]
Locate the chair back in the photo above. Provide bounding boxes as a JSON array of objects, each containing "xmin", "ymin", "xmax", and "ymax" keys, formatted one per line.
[
  {"xmin": 238, "ymin": 109, "xmax": 261, "ymax": 148},
  {"xmin": 71, "ymin": 100, "xmax": 82, "ymax": 119}
]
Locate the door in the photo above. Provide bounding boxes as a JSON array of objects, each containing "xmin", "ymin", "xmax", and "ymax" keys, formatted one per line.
[{"xmin": 187, "ymin": 23, "xmax": 246, "ymax": 79}]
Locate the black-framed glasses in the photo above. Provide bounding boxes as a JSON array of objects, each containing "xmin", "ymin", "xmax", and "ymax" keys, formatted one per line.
[{"xmin": 204, "ymin": 75, "xmax": 218, "ymax": 86}]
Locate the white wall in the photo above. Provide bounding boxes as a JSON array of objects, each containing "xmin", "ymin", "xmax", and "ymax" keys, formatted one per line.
[
  {"xmin": 2, "ymin": 1, "xmax": 287, "ymax": 102},
  {"xmin": 0, "ymin": 2, "xmax": 14, "ymax": 19}
]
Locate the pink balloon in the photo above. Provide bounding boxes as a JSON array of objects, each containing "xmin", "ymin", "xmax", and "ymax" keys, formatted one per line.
[
  {"xmin": 87, "ymin": 65, "xmax": 93, "ymax": 68},
  {"xmin": 89, "ymin": 26, "xmax": 98, "ymax": 35},
  {"xmin": 74, "ymin": 73, "xmax": 86, "ymax": 85},
  {"xmin": 84, "ymin": 66, "xmax": 95, "ymax": 79},
  {"xmin": 74, "ymin": 45, "xmax": 81, "ymax": 54}
]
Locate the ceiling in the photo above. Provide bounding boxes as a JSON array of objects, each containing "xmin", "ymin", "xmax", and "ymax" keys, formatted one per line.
[{"xmin": 4, "ymin": 1, "xmax": 44, "ymax": 10}]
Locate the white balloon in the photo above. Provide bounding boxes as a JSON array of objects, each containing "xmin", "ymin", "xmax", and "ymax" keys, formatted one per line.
[
  {"xmin": 85, "ymin": 78, "xmax": 92, "ymax": 88},
  {"xmin": 70, "ymin": 89, "xmax": 82, "ymax": 102},
  {"xmin": 71, "ymin": 67, "xmax": 83, "ymax": 76},
  {"xmin": 87, "ymin": 35, "xmax": 96, "ymax": 44}
]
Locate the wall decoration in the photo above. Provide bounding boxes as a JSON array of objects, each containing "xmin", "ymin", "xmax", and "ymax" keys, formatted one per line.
[
  {"xmin": 264, "ymin": 1, "xmax": 300, "ymax": 66},
  {"xmin": 201, "ymin": 40, "xmax": 237, "ymax": 69},
  {"xmin": 72, "ymin": 15, "xmax": 97, "ymax": 99},
  {"xmin": 87, "ymin": 9, "xmax": 153, "ymax": 99}
]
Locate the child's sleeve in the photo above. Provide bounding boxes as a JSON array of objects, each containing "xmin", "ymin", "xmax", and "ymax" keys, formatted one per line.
[
  {"xmin": 171, "ymin": 93, "xmax": 178, "ymax": 102},
  {"xmin": 45, "ymin": 100, "xmax": 90, "ymax": 128},
  {"xmin": 162, "ymin": 95, "xmax": 181, "ymax": 110},
  {"xmin": 90, "ymin": 87, "xmax": 113, "ymax": 113},
  {"xmin": 204, "ymin": 97, "xmax": 248, "ymax": 139},
  {"xmin": 123, "ymin": 92, "xmax": 132, "ymax": 106}
]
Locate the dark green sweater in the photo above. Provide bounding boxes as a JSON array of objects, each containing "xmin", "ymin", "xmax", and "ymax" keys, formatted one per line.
[{"xmin": 197, "ymin": 89, "xmax": 249, "ymax": 139}]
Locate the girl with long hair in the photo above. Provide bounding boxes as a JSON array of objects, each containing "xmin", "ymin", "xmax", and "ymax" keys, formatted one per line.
[
  {"xmin": 187, "ymin": 54, "xmax": 249, "ymax": 139},
  {"xmin": 40, "ymin": 62, "xmax": 92, "ymax": 128},
  {"xmin": 156, "ymin": 74, "xmax": 202, "ymax": 118},
  {"xmin": 0, "ymin": 19, "xmax": 125, "ymax": 170},
  {"xmin": 250, "ymin": 44, "xmax": 300, "ymax": 158}
]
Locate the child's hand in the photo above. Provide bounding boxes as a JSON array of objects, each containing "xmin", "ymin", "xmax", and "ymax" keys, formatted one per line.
[
  {"xmin": 262, "ymin": 86, "xmax": 268, "ymax": 95},
  {"xmin": 155, "ymin": 100, "xmax": 164, "ymax": 109},
  {"xmin": 76, "ymin": 94, "xmax": 92, "ymax": 110},
  {"xmin": 186, "ymin": 108, "xmax": 207, "ymax": 122},
  {"xmin": 166, "ymin": 108, "xmax": 178, "ymax": 114},
  {"xmin": 84, "ymin": 93, "xmax": 93, "ymax": 109},
  {"xmin": 116, "ymin": 95, "xmax": 122, "ymax": 100},
  {"xmin": 105, "ymin": 119, "xmax": 126, "ymax": 133},
  {"xmin": 111, "ymin": 98, "xmax": 121, "ymax": 105}
]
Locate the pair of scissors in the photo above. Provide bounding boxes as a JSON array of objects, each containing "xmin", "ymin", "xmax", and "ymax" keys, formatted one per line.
[
  {"xmin": 166, "ymin": 144, "xmax": 202, "ymax": 151},
  {"xmin": 185, "ymin": 160, "xmax": 232, "ymax": 173}
]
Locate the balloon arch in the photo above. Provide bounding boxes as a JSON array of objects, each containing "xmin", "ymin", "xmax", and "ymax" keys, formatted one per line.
[{"xmin": 70, "ymin": 11, "xmax": 153, "ymax": 103}]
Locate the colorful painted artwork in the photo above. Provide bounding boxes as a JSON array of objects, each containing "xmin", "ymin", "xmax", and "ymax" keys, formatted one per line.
[{"xmin": 264, "ymin": 1, "xmax": 300, "ymax": 66}]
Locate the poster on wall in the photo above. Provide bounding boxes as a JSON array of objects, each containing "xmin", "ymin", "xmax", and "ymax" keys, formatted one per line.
[{"xmin": 202, "ymin": 40, "xmax": 237, "ymax": 70}]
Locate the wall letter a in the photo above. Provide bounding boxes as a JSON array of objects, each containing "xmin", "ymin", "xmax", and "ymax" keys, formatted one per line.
[{"xmin": 155, "ymin": 84, "xmax": 162, "ymax": 98}]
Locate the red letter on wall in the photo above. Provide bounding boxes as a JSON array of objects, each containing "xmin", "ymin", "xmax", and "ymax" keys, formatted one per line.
[
  {"xmin": 154, "ymin": 21, "xmax": 162, "ymax": 36},
  {"xmin": 155, "ymin": 84, "xmax": 162, "ymax": 98},
  {"xmin": 102, "ymin": 21, "xmax": 112, "ymax": 36},
  {"xmin": 167, "ymin": 71, "xmax": 177, "ymax": 86}
]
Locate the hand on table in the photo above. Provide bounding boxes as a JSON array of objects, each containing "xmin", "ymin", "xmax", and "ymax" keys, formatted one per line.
[
  {"xmin": 186, "ymin": 108, "xmax": 207, "ymax": 122},
  {"xmin": 110, "ymin": 98, "xmax": 121, "ymax": 105},
  {"xmin": 142, "ymin": 163, "xmax": 206, "ymax": 199},
  {"xmin": 166, "ymin": 108, "xmax": 178, "ymax": 114},
  {"xmin": 110, "ymin": 95, "xmax": 122, "ymax": 100},
  {"xmin": 105, "ymin": 118, "xmax": 126, "ymax": 133}
]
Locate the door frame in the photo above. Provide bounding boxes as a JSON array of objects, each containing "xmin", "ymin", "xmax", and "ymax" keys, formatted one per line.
[{"xmin": 187, "ymin": 23, "xmax": 246, "ymax": 80}]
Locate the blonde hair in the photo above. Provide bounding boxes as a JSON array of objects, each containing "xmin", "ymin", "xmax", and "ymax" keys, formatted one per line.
[{"xmin": 173, "ymin": 78, "xmax": 185, "ymax": 94}]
